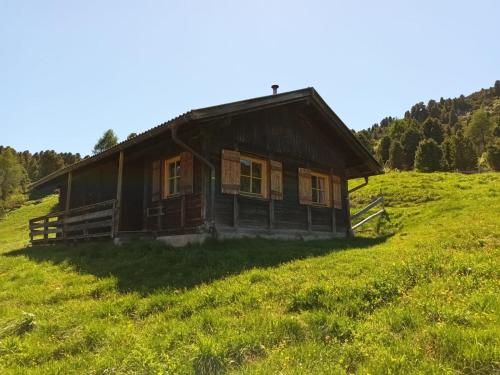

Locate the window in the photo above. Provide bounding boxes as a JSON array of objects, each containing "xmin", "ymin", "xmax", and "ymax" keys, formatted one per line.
[
  {"xmin": 164, "ymin": 156, "xmax": 181, "ymax": 197},
  {"xmin": 240, "ymin": 157, "xmax": 264, "ymax": 196},
  {"xmin": 311, "ymin": 174, "xmax": 327, "ymax": 204}
]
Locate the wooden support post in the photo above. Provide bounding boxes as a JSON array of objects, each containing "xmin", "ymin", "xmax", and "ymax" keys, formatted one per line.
[
  {"xmin": 44, "ymin": 217, "xmax": 49, "ymax": 243},
  {"xmin": 331, "ymin": 207, "xmax": 337, "ymax": 234},
  {"xmin": 63, "ymin": 172, "xmax": 72, "ymax": 239},
  {"xmin": 114, "ymin": 151, "xmax": 124, "ymax": 236},
  {"xmin": 233, "ymin": 194, "xmax": 239, "ymax": 228},
  {"xmin": 142, "ymin": 160, "xmax": 148, "ymax": 231},
  {"xmin": 307, "ymin": 205, "xmax": 312, "ymax": 232},
  {"xmin": 344, "ymin": 180, "xmax": 353, "ymax": 237},
  {"xmin": 268, "ymin": 156, "xmax": 274, "ymax": 230},
  {"xmin": 269, "ymin": 199, "xmax": 275, "ymax": 230},
  {"xmin": 181, "ymin": 195, "xmax": 186, "ymax": 228},
  {"xmin": 29, "ymin": 220, "xmax": 33, "ymax": 243}
]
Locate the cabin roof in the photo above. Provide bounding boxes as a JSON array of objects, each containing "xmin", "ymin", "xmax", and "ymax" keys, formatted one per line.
[{"xmin": 29, "ymin": 88, "xmax": 382, "ymax": 189}]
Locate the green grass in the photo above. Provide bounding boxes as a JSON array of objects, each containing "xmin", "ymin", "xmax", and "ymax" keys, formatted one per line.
[{"xmin": 0, "ymin": 172, "xmax": 498, "ymax": 374}]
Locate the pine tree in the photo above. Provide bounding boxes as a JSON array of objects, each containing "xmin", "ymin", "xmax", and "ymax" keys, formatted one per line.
[
  {"xmin": 422, "ymin": 118, "xmax": 444, "ymax": 144},
  {"xmin": 400, "ymin": 128, "xmax": 421, "ymax": 169},
  {"xmin": 388, "ymin": 141, "xmax": 404, "ymax": 169},
  {"xmin": 448, "ymin": 108, "xmax": 458, "ymax": 127},
  {"xmin": 93, "ymin": 129, "xmax": 118, "ymax": 155},
  {"xmin": 377, "ymin": 136, "xmax": 391, "ymax": 165},
  {"xmin": 454, "ymin": 132, "xmax": 477, "ymax": 171},
  {"xmin": 37, "ymin": 151, "xmax": 65, "ymax": 179},
  {"xmin": 441, "ymin": 136, "xmax": 456, "ymax": 171},
  {"xmin": 414, "ymin": 139, "xmax": 442, "ymax": 172}
]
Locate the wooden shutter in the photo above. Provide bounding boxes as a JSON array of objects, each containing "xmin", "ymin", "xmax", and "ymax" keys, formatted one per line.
[
  {"xmin": 270, "ymin": 160, "xmax": 283, "ymax": 200},
  {"xmin": 179, "ymin": 152, "xmax": 194, "ymax": 194},
  {"xmin": 332, "ymin": 175, "xmax": 342, "ymax": 209},
  {"xmin": 221, "ymin": 149, "xmax": 240, "ymax": 194},
  {"xmin": 152, "ymin": 160, "xmax": 161, "ymax": 202},
  {"xmin": 298, "ymin": 168, "xmax": 312, "ymax": 205},
  {"xmin": 324, "ymin": 176, "xmax": 332, "ymax": 208}
]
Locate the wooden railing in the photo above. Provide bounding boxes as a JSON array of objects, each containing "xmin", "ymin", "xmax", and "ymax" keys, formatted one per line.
[
  {"xmin": 351, "ymin": 196, "xmax": 385, "ymax": 231},
  {"xmin": 29, "ymin": 200, "xmax": 117, "ymax": 244}
]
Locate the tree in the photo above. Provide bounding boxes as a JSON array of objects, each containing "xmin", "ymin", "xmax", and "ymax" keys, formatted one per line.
[
  {"xmin": 388, "ymin": 141, "xmax": 404, "ymax": 169},
  {"xmin": 388, "ymin": 119, "xmax": 406, "ymax": 140},
  {"xmin": 0, "ymin": 148, "xmax": 26, "ymax": 201},
  {"xmin": 465, "ymin": 106, "xmax": 494, "ymax": 154},
  {"xmin": 93, "ymin": 129, "xmax": 118, "ymax": 155},
  {"xmin": 410, "ymin": 102, "xmax": 429, "ymax": 123},
  {"xmin": 427, "ymin": 99, "xmax": 440, "ymax": 118},
  {"xmin": 441, "ymin": 136, "xmax": 456, "ymax": 171},
  {"xmin": 485, "ymin": 143, "xmax": 500, "ymax": 171},
  {"xmin": 400, "ymin": 128, "xmax": 421, "ymax": 169},
  {"xmin": 355, "ymin": 131, "xmax": 373, "ymax": 154},
  {"xmin": 414, "ymin": 139, "xmax": 442, "ymax": 172},
  {"xmin": 422, "ymin": 118, "xmax": 444, "ymax": 144},
  {"xmin": 454, "ymin": 132, "xmax": 477, "ymax": 171},
  {"xmin": 495, "ymin": 80, "xmax": 500, "ymax": 96},
  {"xmin": 37, "ymin": 151, "xmax": 65, "ymax": 179},
  {"xmin": 448, "ymin": 108, "xmax": 458, "ymax": 127},
  {"xmin": 377, "ymin": 136, "xmax": 391, "ymax": 165},
  {"xmin": 127, "ymin": 133, "xmax": 138, "ymax": 140}
]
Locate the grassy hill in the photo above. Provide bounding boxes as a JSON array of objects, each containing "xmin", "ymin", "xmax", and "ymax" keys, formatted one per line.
[{"xmin": 0, "ymin": 172, "xmax": 498, "ymax": 374}]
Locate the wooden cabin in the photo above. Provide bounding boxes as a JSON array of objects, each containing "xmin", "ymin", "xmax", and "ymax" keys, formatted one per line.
[{"xmin": 29, "ymin": 87, "xmax": 383, "ymax": 246}]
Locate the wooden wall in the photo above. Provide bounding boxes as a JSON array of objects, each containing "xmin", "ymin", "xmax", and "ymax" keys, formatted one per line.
[{"xmin": 207, "ymin": 104, "xmax": 350, "ymax": 234}]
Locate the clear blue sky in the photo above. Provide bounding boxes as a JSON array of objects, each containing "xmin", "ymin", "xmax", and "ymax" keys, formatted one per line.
[{"xmin": 1, "ymin": 0, "xmax": 499, "ymax": 156}]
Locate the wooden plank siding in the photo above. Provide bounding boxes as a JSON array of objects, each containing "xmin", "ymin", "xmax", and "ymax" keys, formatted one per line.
[
  {"xmin": 34, "ymin": 99, "xmax": 355, "ymax": 243},
  {"xmin": 205, "ymin": 105, "xmax": 351, "ymax": 235}
]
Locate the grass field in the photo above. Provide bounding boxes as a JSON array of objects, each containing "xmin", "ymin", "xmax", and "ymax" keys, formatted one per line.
[{"xmin": 0, "ymin": 172, "xmax": 498, "ymax": 374}]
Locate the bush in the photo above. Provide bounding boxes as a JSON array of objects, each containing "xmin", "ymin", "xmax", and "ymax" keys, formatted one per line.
[{"xmin": 415, "ymin": 139, "xmax": 442, "ymax": 172}]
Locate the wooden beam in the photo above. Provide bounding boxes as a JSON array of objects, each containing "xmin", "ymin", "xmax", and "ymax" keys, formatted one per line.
[
  {"xmin": 307, "ymin": 206, "xmax": 312, "ymax": 232},
  {"xmin": 65, "ymin": 172, "xmax": 72, "ymax": 211},
  {"xmin": 115, "ymin": 151, "xmax": 124, "ymax": 235},
  {"xmin": 142, "ymin": 160, "xmax": 148, "ymax": 231},
  {"xmin": 331, "ymin": 207, "xmax": 336, "ymax": 233},
  {"xmin": 268, "ymin": 155, "xmax": 274, "ymax": 229},
  {"xmin": 350, "ymin": 196, "xmax": 384, "ymax": 221},
  {"xmin": 63, "ymin": 171, "xmax": 72, "ymax": 238},
  {"xmin": 181, "ymin": 195, "xmax": 186, "ymax": 228},
  {"xmin": 233, "ymin": 194, "xmax": 239, "ymax": 228}
]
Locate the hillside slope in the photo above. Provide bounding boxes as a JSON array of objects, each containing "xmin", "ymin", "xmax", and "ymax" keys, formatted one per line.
[{"xmin": 0, "ymin": 172, "xmax": 498, "ymax": 374}]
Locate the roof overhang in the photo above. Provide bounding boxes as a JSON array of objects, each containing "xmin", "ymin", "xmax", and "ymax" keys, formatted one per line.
[{"xmin": 29, "ymin": 88, "xmax": 382, "ymax": 190}]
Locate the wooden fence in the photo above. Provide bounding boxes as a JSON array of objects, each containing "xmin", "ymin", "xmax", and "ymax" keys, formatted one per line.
[
  {"xmin": 29, "ymin": 200, "xmax": 116, "ymax": 244},
  {"xmin": 351, "ymin": 196, "xmax": 385, "ymax": 231}
]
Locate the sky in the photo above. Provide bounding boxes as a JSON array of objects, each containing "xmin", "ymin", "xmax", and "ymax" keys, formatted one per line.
[{"xmin": 1, "ymin": 0, "xmax": 499, "ymax": 156}]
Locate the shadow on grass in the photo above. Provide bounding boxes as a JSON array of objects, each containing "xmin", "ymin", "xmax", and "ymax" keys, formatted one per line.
[{"xmin": 5, "ymin": 236, "xmax": 389, "ymax": 294}]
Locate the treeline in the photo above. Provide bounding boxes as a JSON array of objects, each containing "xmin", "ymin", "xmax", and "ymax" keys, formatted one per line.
[
  {"xmin": 0, "ymin": 147, "xmax": 82, "ymax": 214},
  {"xmin": 355, "ymin": 80, "xmax": 500, "ymax": 172}
]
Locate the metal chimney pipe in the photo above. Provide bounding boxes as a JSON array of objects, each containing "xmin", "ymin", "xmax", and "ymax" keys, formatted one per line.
[{"xmin": 271, "ymin": 84, "xmax": 279, "ymax": 95}]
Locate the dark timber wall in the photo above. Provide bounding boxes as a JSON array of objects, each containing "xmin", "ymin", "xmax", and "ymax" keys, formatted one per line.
[
  {"xmin": 206, "ymin": 104, "xmax": 350, "ymax": 235},
  {"xmin": 56, "ymin": 101, "xmax": 352, "ymax": 238}
]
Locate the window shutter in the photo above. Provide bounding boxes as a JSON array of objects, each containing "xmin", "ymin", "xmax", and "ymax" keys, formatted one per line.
[
  {"xmin": 298, "ymin": 168, "xmax": 312, "ymax": 205},
  {"xmin": 270, "ymin": 160, "xmax": 283, "ymax": 200},
  {"xmin": 179, "ymin": 152, "xmax": 194, "ymax": 194},
  {"xmin": 152, "ymin": 160, "xmax": 161, "ymax": 202},
  {"xmin": 221, "ymin": 149, "xmax": 240, "ymax": 194},
  {"xmin": 324, "ymin": 176, "xmax": 332, "ymax": 208},
  {"xmin": 332, "ymin": 175, "xmax": 342, "ymax": 209}
]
